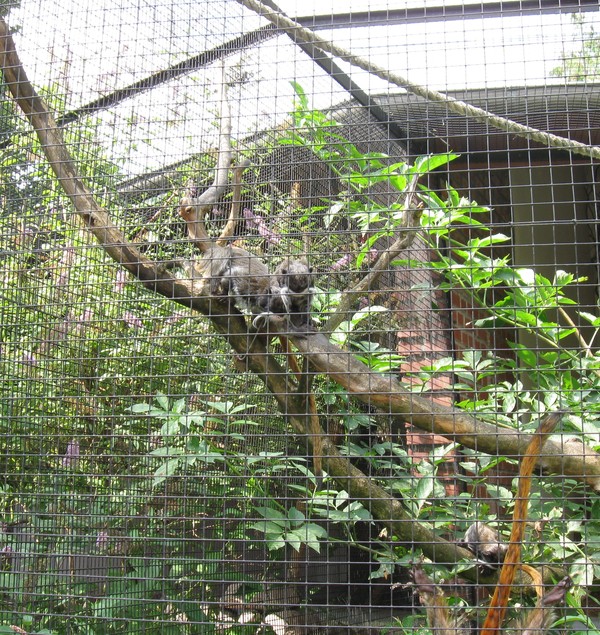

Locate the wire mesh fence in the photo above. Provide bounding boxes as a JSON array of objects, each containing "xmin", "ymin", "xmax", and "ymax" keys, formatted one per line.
[{"xmin": 1, "ymin": 0, "xmax": 600, "ymax": 633}]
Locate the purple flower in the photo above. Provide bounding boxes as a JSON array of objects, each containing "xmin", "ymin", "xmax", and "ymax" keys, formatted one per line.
[
  {"xmin": 21, "ymin": 351, "xmax": 38, "ymax": 366},
  {"xmin": 123, "ymin": 311, "xmax": 143, "ymax": 329},
  {"xmin": 330, "ymin": 254, "xmax": 352, "ymax": 271},
  {"xmin": 114, "ymin": 269, "xmax": 128, "ymax": 293},
  {"xmin": 61, "ymin": 439, "xmax": 80, "ymax": 468},
  {"xmin": 96, "ymin": 531, "xmax": 109, "ymax": 551},
  {"xmin": 243, "ymin": 208, "xmax": 282, "ymax": 245}
]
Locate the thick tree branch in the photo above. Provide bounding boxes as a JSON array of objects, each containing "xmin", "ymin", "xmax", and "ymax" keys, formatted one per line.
[{"xmin": 284, "ymin": 327, "xmax": 600, "ymax": 491}]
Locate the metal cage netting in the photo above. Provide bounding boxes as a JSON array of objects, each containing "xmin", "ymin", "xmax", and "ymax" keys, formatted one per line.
[{"xmin": 1, "ymin": 1, "xmax": 600, "ymax": 633}]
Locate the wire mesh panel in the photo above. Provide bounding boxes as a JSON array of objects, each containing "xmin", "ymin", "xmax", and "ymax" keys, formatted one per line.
[{"xmin": 1, "ymin": 0, "xmax": 600, "ymax": 633}]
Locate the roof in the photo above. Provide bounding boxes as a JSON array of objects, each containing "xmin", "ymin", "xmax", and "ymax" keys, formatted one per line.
[{"xmin": 375, "ymin": 84, "xmax": 600, "ymax": 155}]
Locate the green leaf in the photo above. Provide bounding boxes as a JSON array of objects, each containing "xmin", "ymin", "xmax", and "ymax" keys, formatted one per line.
[
  {"xmin": 290, "ymin": 81, "xmax": 308, "ymax": 109},
  {"xmin": 579, "ymin": 311, "xmax": 600, "ymax": 327},
  {"xmin": 160, "ymin": 419, "xmax": 181, "ymax": 436},
  {"xmin": 249, "ymin": 520, "xmax": 287, "ymax": 535},
  {"xmin": 128, "ymin": 403, "xmax": 153, "ymax": 414},
  {"xmin": 149, "ymin": 446, "xmax": 184, "ymax": 456},
  {"xmin": 153, "ymin": 457, "xmax": 182, "ymax": 487},
  {"xmin": 470, "ymin": 233, "xmax": 510, "ymax": 248},
  {"xmin": 254, "ymin": 506, "xmax": 287, "ymax": 522},
  {"xmin": 412, "ymin": 152, "xmax": 459, "ymax": 174},
  {"xmin": 414, "ymin": 476, "xmax": 434, "ymax": 513},
  {"xmin": 285, "ymin": 529, "xmax": 304, "ymax": 553},
  {"xmin": 156, "ymin": 393, "xmax": 170, "ymax": 411},
  {"xmin": 288, "ymin": 506, "xmax": 305, "ymax": 524},
  {"xmin": 266, "ymin": 535, "xmax": 286, "ymax": 551},
  {"xmin": 515, "ymin": 347, "xmax": 538, "ymax": 367}
]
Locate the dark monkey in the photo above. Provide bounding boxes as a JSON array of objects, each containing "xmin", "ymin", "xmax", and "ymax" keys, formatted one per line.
[
  {"xmin": 272, "ymin": 257, "xmax": 314, "ymax": 327},
  {"xmin": 180, "ymin": 162, "xmax": 280, "ymax": 322},
  {"xmin": 180, "ymin": 166, "xmax": 314, "ymax": 326},
  {"xmin": 463, "ymin": 522, "xmax": 508, "ymax": 567},
  {"xmin": 414, "ymin": 413, "xmax": 570, "ymax": 635},
  {"xmin": 463, "ymin": 521, "xmax": 544, "ymax": 597},
  {"xmin": 182, "ymin": 248, "xmax": 273, "ymax": 317}
]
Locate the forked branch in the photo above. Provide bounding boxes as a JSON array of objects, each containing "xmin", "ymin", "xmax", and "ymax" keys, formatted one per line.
[
  {"xmin": 324, "ymin": 170, "xmax": 423, "ymax": 332},
  {"xmin": 178, "ymin": 63, "xmax": 237, "ymax": 252}
]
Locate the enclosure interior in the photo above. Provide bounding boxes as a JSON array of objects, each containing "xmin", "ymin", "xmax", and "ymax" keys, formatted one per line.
[{"xmin": 1, "ymin": 1, "xmax": 600, "ymax": 633}]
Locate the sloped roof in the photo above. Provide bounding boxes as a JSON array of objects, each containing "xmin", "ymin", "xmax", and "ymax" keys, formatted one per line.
[{"xmin": 375, "ymin": 84, "xmax": 600, "ymax": 155}]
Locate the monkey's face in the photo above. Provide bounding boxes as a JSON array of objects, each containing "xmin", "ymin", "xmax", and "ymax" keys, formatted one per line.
[
  {"xmin": 287, "ymin": 273, "xmax": 311, "ymax": 293},
  {"xmin": 267, "ymin": 289, "xmax": 289, "ymax": 314},
  {"xmin": 276, "ymin": 260, "xmax": 313, "ymax": 294},
  {"xmin": 255, "ymin": 290, "xmax": 273, "ymax": 313}
]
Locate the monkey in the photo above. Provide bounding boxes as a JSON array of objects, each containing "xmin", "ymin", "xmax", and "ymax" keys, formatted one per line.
[
  {"xmin": 184, "ymin": 251, "xmax": 317, "ymax": 330},
  {"xmin": 271, "ymin": 257, "xmax": 314, "ymax": 327},
  {"xmin": 270, "ymin": 257, "xmax": 322, "ymax": 485},
  {"xmin": 182, "ymin": 246, "xmax": 274, "ymax": 319},
  {"xmin": 267, "ymin": 257, "xmax": 322, "ymax": 486},
  {"xmin": 180, "ymin": 164, "xmax": 315, "ymax": 329},
  {"xmin": 225, "ymin": 255, "xmax": 320, "ymax": 485},
  {"xmin": 463, "ymin": 521, "xmax": 544, "ymax": 598},
  {"xmin": 463, "ymin": 522, "xmax": 508, "ymax": 568},
  {"xmin": 413, "ymin": 413, "xmax": 569, "ymax": 635}
]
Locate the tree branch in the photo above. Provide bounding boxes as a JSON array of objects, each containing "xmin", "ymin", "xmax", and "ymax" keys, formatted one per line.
[
  {"xmin": 324, "ymin": 171, "xmax": 422, "ymax": 332},
  {"xmin": 179, "ymin": 62, "xmax": 234, "ymax": 252},
  {"xmin": 283, "ymin": 327, "xmax": 600, "ymax": 491}
]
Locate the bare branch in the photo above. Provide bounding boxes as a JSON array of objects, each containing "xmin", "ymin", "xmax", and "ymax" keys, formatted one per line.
[
  {"xmin": 215, "ymin": 159, "xmax": 251, "ymax": 246},
  {"xmin": 324, "ymin": 171, "xmax": 423, "ymax": 332},
  {"xmin": 179, "ymin": 62, "xmax": 234, "ymax": 252}
]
